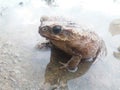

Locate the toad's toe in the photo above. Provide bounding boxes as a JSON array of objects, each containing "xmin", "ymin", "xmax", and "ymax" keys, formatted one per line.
[{"xmin": 67, "ymin": 67, "xmax": 78, "ymax": 73}]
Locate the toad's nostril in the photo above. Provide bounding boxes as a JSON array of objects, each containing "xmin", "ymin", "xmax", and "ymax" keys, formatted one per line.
[{"xmin": 52, "ymin": 25, "xmax": 62, "ymax": 34}]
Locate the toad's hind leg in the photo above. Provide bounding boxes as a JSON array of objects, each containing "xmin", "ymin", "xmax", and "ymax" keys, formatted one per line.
[{"xmin": 60, "ymin": 55, "xmax": 82, "ymax": 72}]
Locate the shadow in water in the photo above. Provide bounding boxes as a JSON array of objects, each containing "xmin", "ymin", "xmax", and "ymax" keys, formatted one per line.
[{"xmin": 44, "ymin": 47, "xmax": 95, "ymax": 89}]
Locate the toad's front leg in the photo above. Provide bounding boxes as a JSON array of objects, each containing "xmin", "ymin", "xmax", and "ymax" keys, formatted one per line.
[
  {"xmin": 37, "ymin": 41, "xmax": 52, "ymax": 50},
  {"xmin": 59, "ymin": 55, "xmax": 82, "ymax": 72}
]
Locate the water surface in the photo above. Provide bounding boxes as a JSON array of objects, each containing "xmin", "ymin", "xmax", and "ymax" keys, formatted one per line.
[{"xmin": 0, "ymin": 0, "xmax": 120, "ymax": 90}]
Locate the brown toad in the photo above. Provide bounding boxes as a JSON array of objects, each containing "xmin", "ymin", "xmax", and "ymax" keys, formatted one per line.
[{"xmin": 38, "ymin": 16, "xmax": 107, "ymax": 72}]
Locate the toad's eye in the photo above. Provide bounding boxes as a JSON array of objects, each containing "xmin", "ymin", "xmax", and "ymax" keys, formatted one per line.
[
  {"xmin": 52, "ymin": 25, "xmax": 62, "ymax": 34},
  {"xmin": 41, "ymin": 26, "xmax": 49, "ymax": 31}
]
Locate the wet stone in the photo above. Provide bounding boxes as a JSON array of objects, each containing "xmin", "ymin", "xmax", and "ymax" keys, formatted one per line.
[
  {"xmin": 109, "ymin": 19, "xmax": 120, "ymax": 36},
  {"xmin": 113, "ymin": 52, "xmax": 120, "ymax": 60},
  {"xmin": 113, "ymin": 46, "xmax": 120, "ymax": 60}
]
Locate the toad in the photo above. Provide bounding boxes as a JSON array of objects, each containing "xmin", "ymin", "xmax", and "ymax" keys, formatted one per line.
[{"xmin": 38, "ymin": 16, "xmax": 107, "ymax": 72}]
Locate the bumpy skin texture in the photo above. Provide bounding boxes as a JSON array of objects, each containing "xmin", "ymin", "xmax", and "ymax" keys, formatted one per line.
[{"xmin": 39, "ymin": 16, "xmax": 107, "ymax": 72}]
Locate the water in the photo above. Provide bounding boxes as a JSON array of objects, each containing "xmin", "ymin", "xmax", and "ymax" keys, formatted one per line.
[{"xmin": 0, "ymin": 0, "xmax": 120, "ymax": 90}]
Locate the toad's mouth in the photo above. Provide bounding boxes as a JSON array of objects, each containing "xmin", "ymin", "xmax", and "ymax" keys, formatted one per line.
[{"xmin": 41, "ymin": 33, "xmax": 61, "ymax": 41}]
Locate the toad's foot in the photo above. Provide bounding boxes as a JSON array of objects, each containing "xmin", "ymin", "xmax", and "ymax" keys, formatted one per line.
[
  {"xmin": 59, "ymin": 61, "xmax": 69, "ymax": 69},
  {"xmin": 59, "ymin": 62, "xmax": 78, "ymax": 73},
  {"xmin": 37, "ymin": 42, "xmax": 52, "ymax": 50},
  {"xmin": 85, "ymin": 58, "xmax": 94, "ymax": 62},
  {"xmin": 59, "ymin": 55, "xmax": 81, "ymax": 72}
]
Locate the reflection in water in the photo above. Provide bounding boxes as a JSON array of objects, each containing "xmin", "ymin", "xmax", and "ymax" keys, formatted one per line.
[{"xmin": 44, "ymin": 47, "xmax": 95, "ymax": 89}]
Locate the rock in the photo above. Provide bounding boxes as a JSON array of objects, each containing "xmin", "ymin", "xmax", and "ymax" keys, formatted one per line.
[
  {"xmin": 113, "ymin": 52, "xmax": 120, "ymax": 60},
  {"xmin": 109, "ymin": 19, "xmax": 120, "ymax": 36},
  {"xmin": 19, "ymin": 2, "xmax": 23, "ymax": 6},
  {"xmin": 118, "ymin": 46, "xmax": 120, "ymax": 52}
]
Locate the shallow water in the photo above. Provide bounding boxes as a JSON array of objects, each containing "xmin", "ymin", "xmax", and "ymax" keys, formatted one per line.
[{"xmin": 0, "ymin": 0, "xmax": 120, "ymax": 90}]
